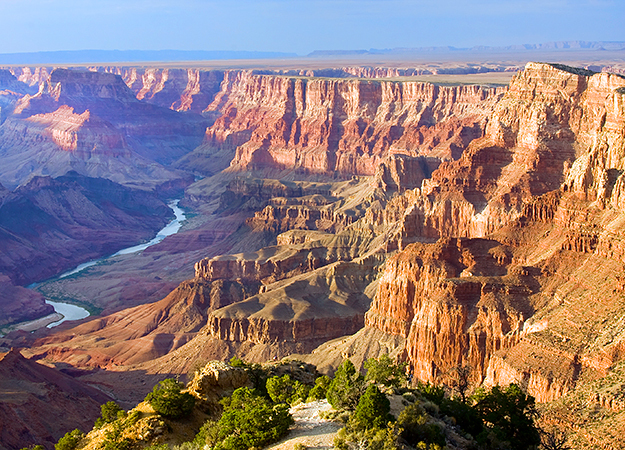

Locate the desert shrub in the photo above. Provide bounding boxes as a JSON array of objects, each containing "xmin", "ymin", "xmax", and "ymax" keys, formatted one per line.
[
  {"xmin": 20, "ymin": 446, "xmax": 44, "ymax": 450},
  {"xmin": 143, "ymin": 445, "xmax": 170, "ymax": 450},
  {"xmin": 417, "ymin": 382, "xmax": 445, "ymax": 405},
  {"xmin": 266, "ymin": 374, "xmax": 308, "ymax": 405},
  {"xmin": 472, "ymin": 384, "xmax": 540, "ymax": 450},
  {"xmin": 307, "ymin": 375, "xmax": 331, "ymax": 401},
  {"xmin": 396, "ymin": 403, "xmax": 446, "ymax": 448},
  {"xmin": 194, "ymin": 419, "xmax": 221, "ymax": 448},
  {"xmin": 438, "ymin": 396, "xmax": 483, "ymax": 437},
  {"xmin": 334, "ymin": 423, "xmax": 400, "ymax": 450},
  {"xmin": 326, "ymin": 359, "xmax": 365, "ymax": 411},
  {"xmin": 229, "ymin": 356, "xmax": 268, "ymax": 396},
  {"xmin": 55, "ymin": 429, "xmax": 84, "ymax": 450},
  {"xmin": 213, "ymin": 387, "xmax": 293, "ymax": 450},
  {"xmin": 364, "ymin": 354, "xmax": 407, "ymax": 388},
  {"xmin": 353, "ymin": 385, "xmax": 393, "ymax": 431},
  {"xmin": 145, "ymin": 378, "xmax": 195, "ymax": 419},
  {"xmin": 94, "ymin": 401, "xmax": 126, "ymax": 428}
]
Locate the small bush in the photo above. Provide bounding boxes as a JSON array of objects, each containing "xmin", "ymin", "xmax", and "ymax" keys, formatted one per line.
[
  {"xmin": 326, "ymin": 359, "xmax": 365, "ymax": 411},
  {"xmin": 353, "ymin": 385, "xmax": 393, "ymax": 430},
  {"xmin": 307, "ymin": 375, "xmax": 331, "ymax": 401},
  {"xmin": 364, "ymin": 354, "xmax": 407, "ymax": 388},
  {"xmin": 55, "ymin": 429, "xmax": 84, "ymax": 450},
  {"xmin": 146, "ymin": 378, "xmax": 196, "ymax": 419},
  {"xmin": 396, "ymin": 403, "xmax": 446, "ymax": 448},
  {"xmin": 214, "ymin": 387, "xmax": 293, "ymax": 450}
]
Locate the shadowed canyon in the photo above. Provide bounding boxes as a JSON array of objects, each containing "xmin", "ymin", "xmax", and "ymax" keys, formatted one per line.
[{"xmin": 1, "ymin": 58, "xmax": 625, "ymax": 449}]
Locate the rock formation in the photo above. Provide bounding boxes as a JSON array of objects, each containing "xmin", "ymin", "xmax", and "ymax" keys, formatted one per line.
[
  {"xmin": 0, "ymin": 172, "xmax": 173, "ymax": 286},
  {"xmin": 193, "ymin": 70, "xmax": 505, "ymax": 176},
  {"xmin": 360, "ymin": 63, "xmax": 625, "ymax": 404},
  {"xmin": 0, "ymin": 68, "xmax": 204, "ymax": 189},
  {"xmin": 0, "ymin": 348, "xmax": 111, "ymax": 449},
  {"xmin": 9, "ymin": 62, "xmax": 625, "ymax": 450}
]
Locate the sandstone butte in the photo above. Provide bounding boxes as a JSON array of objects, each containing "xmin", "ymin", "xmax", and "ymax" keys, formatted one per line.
[{"xmin": 1, "ymin": 61, "xmax": 625, "ymax": 448}]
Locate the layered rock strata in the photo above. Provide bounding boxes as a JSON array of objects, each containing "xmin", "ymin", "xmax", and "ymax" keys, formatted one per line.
[
  {"xmin": 361, "ymin": 63, "xmax": 625, "ymax": 404},
  {"xmin": 197, "ymin": 70, "xmax": 505, "ymax": 176},
  {"xmin": 0, "ymin": 68, "xmax": 204, "ymax": 189}
]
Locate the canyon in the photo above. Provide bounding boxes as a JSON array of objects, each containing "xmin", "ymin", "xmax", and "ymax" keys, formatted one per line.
[{"xmin": 0, "ymin": 59, "xmax": 624, "ymax": 449}]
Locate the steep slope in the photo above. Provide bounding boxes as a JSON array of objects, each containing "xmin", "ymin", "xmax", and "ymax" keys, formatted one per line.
[
  {"xmin": 0, "ymin": 348, "xmax": 111, "ymax": 450},
  {"xmin": 21, "ymin": 66, "xmax": 625, "ymax": 450},
  {"xmin": 0, "ymin": 69, "xmax": 204, "ymax": 189},
  {"xmin": 178, "ymin": 70, "xmax": 506, "ymax": 175},
  {"xmin": 0, "ymin": 172, "xmax": 173, "ymax": 324},
  {"xmin": 358, "ymin": 63, "xmax": 625, "ymax": 405}
]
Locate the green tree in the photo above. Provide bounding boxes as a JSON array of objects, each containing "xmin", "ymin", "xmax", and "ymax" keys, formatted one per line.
[
  {"xmin": 266, "ymin": 374, "xmax": 297, "ymax": 404},
  {"xmin": 215, "ymin": 387, "xmax": 293, "ymax": 450},
  {"xmin": 55, "ymin": 429, "xmax": 84, "ymax": 450},
  {"xmin": 145, "ymin": 378, "xmax": 196, "ymax": 419},
  {"xmin": 229, "ymin": 356, "xmax": 268, "ymax": 396},
  {"xmin": 364, "ymin": 354, "xmax": 407, "ymax": 388},
  {"xmin": 266, "ymin": 374, "xmax": 309, "ymax": 405},
  {"xmin": 473, "ymin": 384, "xmax": 540, "ymax": 450},
  {"xmin": 101, "ymin": 401, "xmax": 124, "ymax": 422},
  {"xmin": 326, "ymin": 359, "xmax": 365, "ymax": 410},
  {"xmin": 396, "ymin": 403, "xmax": 446, "ymax": 448},
  {"xmin": 307, "ymin": 375, "xmax": 331, "ymax": 401},
  {"xmin": 194, "ymin": 419, "xmax": 221, "ymax": 448},
  {"xmin": 353, "ymin": 385, "xmax": 393, "ymax": 430}
]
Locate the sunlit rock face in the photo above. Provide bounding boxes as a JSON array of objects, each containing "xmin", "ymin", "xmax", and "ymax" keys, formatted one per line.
[
  {"xmin": 363, "ymin": 63, "xmax": 625, "ymax": 404},
  {"xmin": 0, "ymin": 68, "xmax": 205, "ymax": 189},
  {"xmin": 193, "ymin": 70, "xmax": 506, "ymax": 175}
]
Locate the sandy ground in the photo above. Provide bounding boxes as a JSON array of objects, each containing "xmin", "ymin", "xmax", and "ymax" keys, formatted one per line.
[
  {"xmin": 266, "ymin": 400, "xmax": 342, "ymax": 450},
  {"xmin": 0, "ymin": 312, "xmax": 63, "ymax": 335}
]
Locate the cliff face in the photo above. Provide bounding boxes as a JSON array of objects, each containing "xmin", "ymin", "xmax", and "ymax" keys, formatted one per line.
[
  {"xmin": 363, "ymin": 63, "xmax": 625, "ymax": 404},
  {"xmin": 0, "ymin": 68, "xmax": 204, "ymax": 189},
  {"xmin": 18, "ymin": 63, "xmax": 625, "ymax": 433},
  {"xmin": 193, "ymin": 70, "xmax": 505, "ymax": 176}
]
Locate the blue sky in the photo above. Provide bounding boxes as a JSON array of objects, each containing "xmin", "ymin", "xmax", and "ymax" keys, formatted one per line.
[{"xmin": 0, "ymin": 0, "xmax": 622, "ymax": 54}]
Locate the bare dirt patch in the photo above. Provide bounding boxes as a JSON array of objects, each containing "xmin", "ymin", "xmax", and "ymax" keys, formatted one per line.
[{"xmin": 265, "ymin": 399, "xmax": 342, "ymax": 450}]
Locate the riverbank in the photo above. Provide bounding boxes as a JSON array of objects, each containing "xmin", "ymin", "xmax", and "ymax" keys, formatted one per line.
[
  {"xmin": 0, "ymin": 312, "xmax": 63, "ymax": 335},
  {"xmin": 9, "ymin": 199, "xmax": 188, "ymax": 334}
]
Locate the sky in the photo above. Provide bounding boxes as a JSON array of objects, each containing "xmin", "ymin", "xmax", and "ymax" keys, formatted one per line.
[{"xmin": 0, "ymin": 0, "xmax": 622, "ymax": 55}]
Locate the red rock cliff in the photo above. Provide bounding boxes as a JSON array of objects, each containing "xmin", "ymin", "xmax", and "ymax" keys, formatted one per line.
[
  {"xmin": 364, "ymin": 63, "xmax": 625, "ymax": 402},
  {"xmin": 200, "ymin": 70, "xmax": 505, "ymax": 175}
]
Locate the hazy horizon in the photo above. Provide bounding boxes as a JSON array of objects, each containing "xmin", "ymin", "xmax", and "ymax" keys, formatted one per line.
[{"xmin": 0, "ymin": 0, "xmax": 622, "ymax": 56}]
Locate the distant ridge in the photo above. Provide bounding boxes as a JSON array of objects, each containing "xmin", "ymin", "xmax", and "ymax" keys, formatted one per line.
[
  {"xmin": 307, "ymin": 41, "xmax": 625, "ymax": 57},
  {"xmin": 1, "ymin": 41, "xmax": 623, "ymax": 65},
  {"xmin": 0, "ymin": 49, "xmax": 298, "ymax": 65}
]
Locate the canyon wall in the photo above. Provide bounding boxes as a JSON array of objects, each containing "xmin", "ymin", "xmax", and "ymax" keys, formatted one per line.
[
  {"xmin": 362, "ymin": 63, "xmax": 625, "ymax": 403},
  {"xmin": 18, "ymin": 63, "xmax": 625, "ymax": 420},
  {"xmin": 199, "ymin": 70, "xmax": 506, "ymax": 175}
]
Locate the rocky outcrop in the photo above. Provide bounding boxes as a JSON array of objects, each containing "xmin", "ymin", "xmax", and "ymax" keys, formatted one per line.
[
  {"xmin": 31, "ymin": 277, "xmax": 258, "ymax": 367},
  {"xmin": 365, "ymin": 239, "xmax": 533, "ymax": 386},
  {"xmin": 0, "ymin": 276, "xmax": 53, "ymax": 327},
  {"xmin": 206, "ymin": 259, "xmax": 376, "ymax": 349},
  {"xmin": 361, "ymin": 63, "xmax": 625, "ymax": 404},
  {"xmin": 187, "ymin": 360, "xmax": 251, "ymax": 410},
  {"xmin": 0, "ymin": 68, "xmax": 205, "ymax": 189}
]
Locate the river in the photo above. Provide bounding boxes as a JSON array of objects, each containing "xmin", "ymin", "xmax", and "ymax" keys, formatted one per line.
[{"xmin": 44, "ymin": 199, "xmax": 186, "ymax": 328}]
